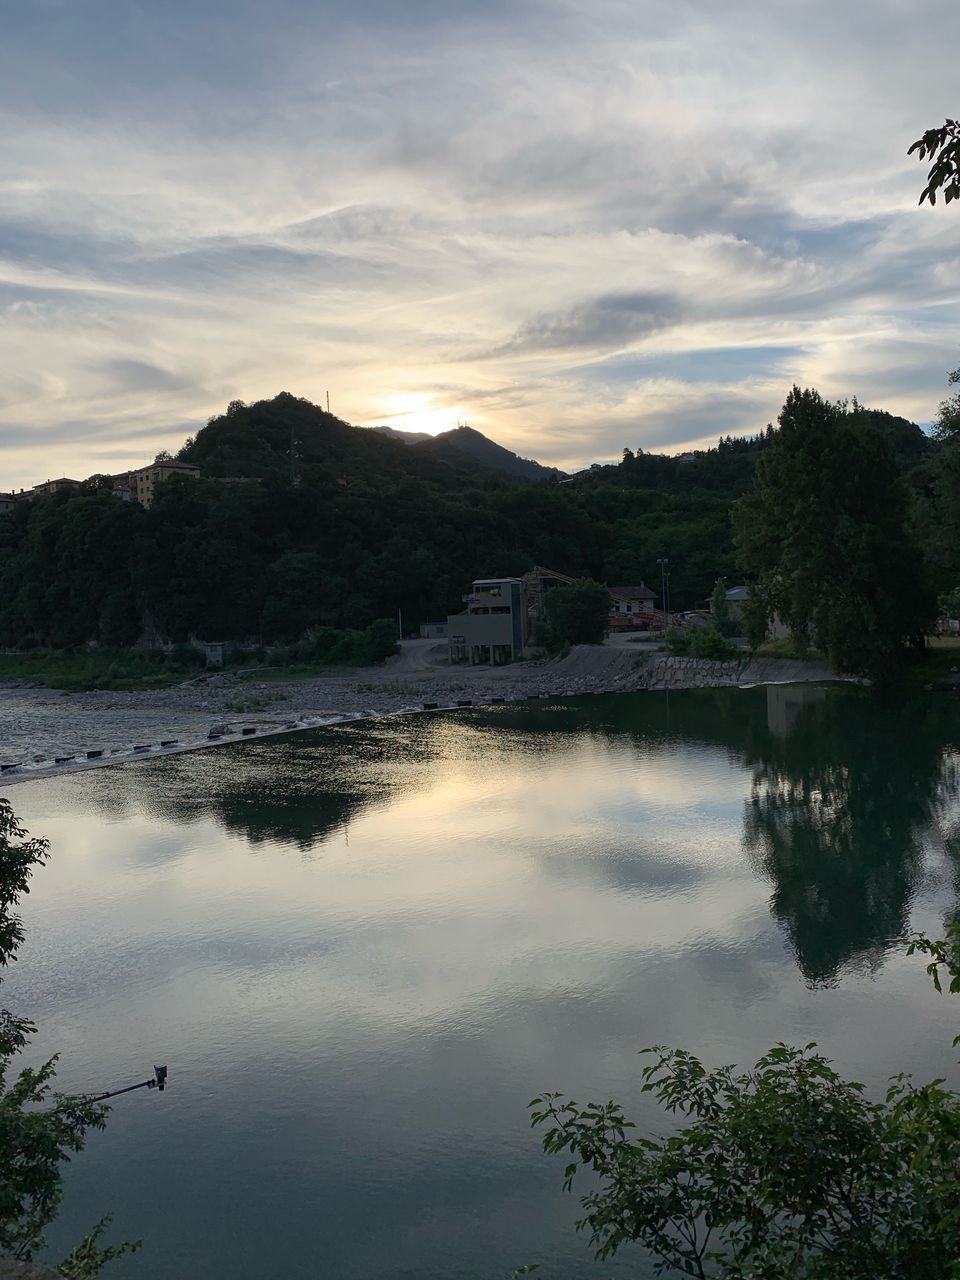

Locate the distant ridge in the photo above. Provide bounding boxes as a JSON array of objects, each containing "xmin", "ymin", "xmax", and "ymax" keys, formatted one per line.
[
  {"xmin": 371, "ymin": 423, "xmax": 560, "ymax": 479},
  {"xmin": 416, "ymin": 424, "xmax": 562, "ymax": 481},
  {"xmin": 372, "ymin": 425, "xmax": 434, "ymax": 445}
]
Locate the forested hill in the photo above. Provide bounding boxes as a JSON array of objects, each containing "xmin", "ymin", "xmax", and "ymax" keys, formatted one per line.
[
  {"xmin": 0, "ymin": 392, "xmax": 937, "ymax": 650},
  {"xmin": 180, "ymin": 395, "xmax": 559, "ymax": 484},
  {"xmin": 416, "ymin": 425, "xmax": 562, "ymax": 481},
  {"xmin": 373, "ymin": 422, "xmax": 561, "ymax": 480}
]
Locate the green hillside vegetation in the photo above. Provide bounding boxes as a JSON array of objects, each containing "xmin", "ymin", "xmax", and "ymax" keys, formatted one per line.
[{"xmin": 0, "ymin": 391, "xmax": 946, "ymax": 663}]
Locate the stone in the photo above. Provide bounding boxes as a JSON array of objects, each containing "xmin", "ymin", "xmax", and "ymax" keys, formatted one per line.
[{"xmin": 0, "ymin": 1259, "xmax": 63, "ymax": 1280}]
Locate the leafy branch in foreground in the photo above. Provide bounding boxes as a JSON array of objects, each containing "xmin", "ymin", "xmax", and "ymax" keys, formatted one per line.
[
  {"xmin": 909, "ymin": 118, "xmax": 960, "ymax": 206},
  {"xmin": 0, "ymin": 798, "xmax": 139, "ymax": 1272},
  {"xmin": 532, "ymin": 923, "xmax": 960, "ymax": 1278}
]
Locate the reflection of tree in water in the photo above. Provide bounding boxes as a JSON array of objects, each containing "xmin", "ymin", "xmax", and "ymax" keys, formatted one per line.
[
  {"xmin": 487, "ymin": 687, "xmax": 960, "ymax": 985},
  {"xmin": 79, "ymin": 687, "xmax": 960, "ymax": 980},
  {"xmin": 94, "ymin": 721, "xmax": 443, "ymax": 852},
  {"xmin": 743, "ymin": 686, "xmax": 960, "ymax": 986}
]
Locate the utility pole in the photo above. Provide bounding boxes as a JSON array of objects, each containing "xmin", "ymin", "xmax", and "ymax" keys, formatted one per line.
[
  {"xmin": 657, "ymin": 558, "xmax": 670, "ymax": 628},
  {"xmin": 398, "ymin": 607, "xmax": 403, "ymax": 641},
  {"xmin": 326, "ymin": 390, "xmax": 330, "ymax": 414}
]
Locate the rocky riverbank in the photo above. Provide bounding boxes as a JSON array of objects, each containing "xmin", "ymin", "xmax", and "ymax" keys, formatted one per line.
[{"xmin": 0, "ymin": 647, "xmax": 839, "ymax": 785}]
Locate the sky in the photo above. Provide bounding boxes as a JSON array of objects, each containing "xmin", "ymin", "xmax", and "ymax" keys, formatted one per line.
[{"xmin": 1, "ymin": 0, "xmax": 959, "ymax": 488}]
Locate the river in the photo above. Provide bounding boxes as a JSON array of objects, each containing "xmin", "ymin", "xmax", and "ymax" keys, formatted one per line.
[{"xmin": 4, "ymin": 685, "xmax": 960, "ymax": 1278}]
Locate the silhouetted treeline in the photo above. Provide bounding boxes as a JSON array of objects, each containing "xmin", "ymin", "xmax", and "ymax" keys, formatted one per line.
[{"xmin": 0, "ymin": 392, "xmax": 943, "ymax": 648}]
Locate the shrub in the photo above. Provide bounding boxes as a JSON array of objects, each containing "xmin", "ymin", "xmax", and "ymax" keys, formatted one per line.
[
  {"xmin": 665, "ymin": 627, "xmax": 737, "ymax": 660},
  {"xmin": 545, "ymin": 579, "xmax": 610, "ymax": 647}
]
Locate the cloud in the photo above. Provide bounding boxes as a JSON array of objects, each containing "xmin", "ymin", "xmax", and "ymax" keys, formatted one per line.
[
  {"xmin": 0, "ymin": 0, "xmax": 959, "ymax": 486},
  {"xmin": 496, "ymin": 290, "xmax": 682, "ymax": 354}
]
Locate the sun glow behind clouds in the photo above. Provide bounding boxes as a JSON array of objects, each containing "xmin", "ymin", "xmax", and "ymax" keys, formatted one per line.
[
  {"xmin": 1, "ymin": 0, "xmax": 959, "ymax": 484},
  {"xmin": 369, "ymin": 392, "xmax": 472, "ymax": 437}
]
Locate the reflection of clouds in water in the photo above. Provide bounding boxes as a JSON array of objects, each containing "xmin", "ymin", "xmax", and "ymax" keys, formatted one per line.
[
  {"xmin": 17, "ymin": 687, "xmax": 960, "ymax": 994},
  {"xmin": 8, "ymin": 687, "xmax": 960, "ymax": 1280}
]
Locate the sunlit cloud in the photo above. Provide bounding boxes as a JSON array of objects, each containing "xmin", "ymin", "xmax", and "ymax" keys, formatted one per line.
[{"xmin": 1, "ymin": 0, "xmax": 959, "ymax": 486}]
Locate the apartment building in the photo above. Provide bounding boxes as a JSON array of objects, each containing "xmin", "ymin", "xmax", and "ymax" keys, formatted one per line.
[{"xmin": 126, "ymin": 460, "xmax": 201, "ymax": 509}]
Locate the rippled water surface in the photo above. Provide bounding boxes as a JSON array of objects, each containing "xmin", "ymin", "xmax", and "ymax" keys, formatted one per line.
[{"xmin": 7, "ymin": 686, "xmax": 960, "ymax": 1278}]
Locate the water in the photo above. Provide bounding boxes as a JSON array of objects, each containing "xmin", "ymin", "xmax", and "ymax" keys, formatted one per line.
[{"xmin": 5, "ymin": 685, "xmax": 960, "ymax": 1278}]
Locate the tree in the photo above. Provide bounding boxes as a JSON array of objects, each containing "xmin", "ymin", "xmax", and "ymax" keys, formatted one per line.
[
  {"xmin": 0, "ymin": 800, "xmax": 137, "ymax": 1274},
  {"xmin": 935, "ymin": 365, "xmax": 960, "ymax": 440},
  {"xmin": 545, "ymin": 578, "xmax": 610, "ymax": 646},
  {"xmin": 353, "ymin": 618, "xmax": 400, "ymax": 665},
  {"xmin": 733, "ymin": 387, "xmax": 932, "ymax": 679},
  {"xmin": 909, "ymin": 118, "xmax": 960, "ymax": 206},
  {"xmin": 532, "ymin": 923, "xmax": 960, "ymax": 1278},
  {"xmin": 710, "ymin": 577, "xmax": 735, "ymax": 637}
]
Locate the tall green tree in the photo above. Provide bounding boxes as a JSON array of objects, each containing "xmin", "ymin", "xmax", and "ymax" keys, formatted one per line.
[
  {"xmin": 545, "ymin": 578, "xmax": 611, "ymax": 646},
  {"xmin": 733, "ymin": 387, "xmax": 931, "ymax": 678},
  {"xmin": 935, "ymin": 365, "xmax": 960, "ymax": 440}
]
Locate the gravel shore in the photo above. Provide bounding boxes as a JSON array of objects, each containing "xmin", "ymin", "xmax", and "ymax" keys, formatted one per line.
[{"xmin": 0, "ymin": 642, "xmax": 836, "ymax": 785}]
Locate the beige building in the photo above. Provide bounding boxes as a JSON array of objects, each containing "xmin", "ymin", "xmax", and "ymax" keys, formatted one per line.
[
  {"xmin": 32, "ymin": 477, "xmax": 81, "ymax": 497},
  {"xmin": 127, "ymin": 460, "xmax": 201, "ymax": 509},
  {"xmin": 448, "ymin": 577, "xmax": 529, "ymax": 665},
  {"xmin": 0, "ymin": 492, "xmax": 15, "ymax": 514}
]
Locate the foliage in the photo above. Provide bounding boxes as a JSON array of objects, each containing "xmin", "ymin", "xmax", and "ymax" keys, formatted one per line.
[
  {"xmin": 532, "ymin": 920, "xmax": 960, "ymax": 1277},
  {"xmin": 0, "ymin": 647, "xmax": 206, "ymax": 692},
  {"xmin": 56, "ymin": 1217, "xmax": 140, "ymax": 1279},
  {"xmin": 665, "ymin": 626, "xmax": 737, "ymax": 660},
  {"xmin": 934, "ymin": 366, "xmax": 960, "ymax": 441},
  {"xmin": 544, "ymin": 579, "xmax": 611, "ymax": 647},
  {"xmin": 353, "ymin": 618, "xmax": 400, "ymax": 665},
  {"xmin": 0, "ymin": 800, "xmax": 48, "ymax": 974},
  {"xmin": 938, "ymin": 587, "xmax": 960, "ymax": 621},
  {"xmin": 0, "ymin": 799, "xmax": 137, "ymax": 1271},
  {"xmin": 532, "ymin": 1042, "xmax": 960, "ymax": 1278},
  {"xmin": 909, "ymin": 117, "xmax": 960, "ymax": 206},
  {"xmin": 709, "ymin": 578, "xmax": 735, "ymax": 637},
  {"xmin": 733, "ymin": 387, "xmax": 933, "ymax": 679},
  {"xmin": 288, "ymin": 618, "xmax": 398, "ymax": 667},
  {"xmin": 0, "ymin": 394, "xmax": 940, "ymax": 651}
]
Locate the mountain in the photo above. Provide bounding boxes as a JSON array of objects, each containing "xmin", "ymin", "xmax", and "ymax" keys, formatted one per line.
[
  {"xmin": 372, "ymin": 422, "xmax": 562, "ymax": 481},
  {"xmin": 371, "ymin": 425, "xmax": 435, "ymax": 445},
  {"xmin": 414, "ymin": 425, "xmax": 563, "ymax": 481}
]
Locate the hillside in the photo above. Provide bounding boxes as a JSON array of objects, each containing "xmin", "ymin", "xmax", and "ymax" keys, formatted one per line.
[
  {"xmin": 415, "ymin": 425, "xmax": 563, "ymax": 481},
  {"xmin": 371, "ymin": 425, "xmax": 434, "ymax": 445},
  {"xmin": 372, "ymin": 422, "xmax": 563, "ymax": 480},
  {"xmin": 0, "ymin": 392, "xmax": 946, "ymax": 651}
]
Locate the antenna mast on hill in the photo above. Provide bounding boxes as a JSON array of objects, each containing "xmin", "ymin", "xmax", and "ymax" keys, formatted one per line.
[{"xmin": 326, "ymin": 390, "xmax": 330, "ymax": 414}]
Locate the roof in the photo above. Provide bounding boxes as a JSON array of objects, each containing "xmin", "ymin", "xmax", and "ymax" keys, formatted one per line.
[
  {"xmin": 725, "ymin": 586, "xmax": 749, "ymax": 602},
  {"xmin": 609, "ymin": 584, "xmax": 655, "ymax": 599},
  {"xmin": 473, "ymin": 577, "xmax": 522, "ymax": 586},
  {"xmin": 131, "ymin": 461, "xmax": 200, "ymax": 476}
]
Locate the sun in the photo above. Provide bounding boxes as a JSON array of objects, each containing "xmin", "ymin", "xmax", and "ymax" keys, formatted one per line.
[{"xmin": 372, "ymin": 392, "xmax": 468, "ymax": 437}]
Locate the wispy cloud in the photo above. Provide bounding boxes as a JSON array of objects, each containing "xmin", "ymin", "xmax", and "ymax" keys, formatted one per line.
[{"xmin": 1, "ymin": 0, "xmax": 959, "ymax": 484}]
